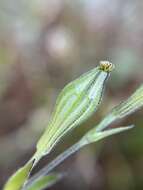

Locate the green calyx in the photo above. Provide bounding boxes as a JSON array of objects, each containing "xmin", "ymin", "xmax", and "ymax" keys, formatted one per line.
[{"xmin": 35, "ymin": 61, "xmax": 114, "ymax": 160}]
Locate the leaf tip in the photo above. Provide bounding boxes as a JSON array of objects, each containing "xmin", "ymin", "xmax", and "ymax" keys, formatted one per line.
[{"xmin": 123, "ymin": 124, "xmax": 135, "ymax": 130}]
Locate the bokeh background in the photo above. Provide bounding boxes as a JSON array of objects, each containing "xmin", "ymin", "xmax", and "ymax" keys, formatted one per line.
[{"xmin": 0, "ymin": 0, "xmax": 143, "ymax": 189}]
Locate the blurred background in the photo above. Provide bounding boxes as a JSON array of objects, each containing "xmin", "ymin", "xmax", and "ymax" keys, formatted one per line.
[{"xmin": 0, "ymin": 0, "xmax": 143, "ymax": 189}]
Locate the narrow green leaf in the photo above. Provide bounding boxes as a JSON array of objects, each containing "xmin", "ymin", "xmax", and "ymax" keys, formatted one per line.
[
  {"xmin": 3, "ymin": 161, "xmax": 34, "ymax": 190},
  {"xmin": 96, "ymin": 85, "xmax": 143, "ymax": 132},
  {"xmin": 34, "ymin": 62, "xmax": 114, "ymax": 162},
  {"xmin": 26, "ymin": 173, "xmax": 62, "ymax": 190},
  {"xmin": 82, "ymin": 125, "xmax": 134, "ymax": 145}
]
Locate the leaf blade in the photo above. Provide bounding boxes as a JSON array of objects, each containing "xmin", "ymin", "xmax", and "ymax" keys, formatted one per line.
[
  {"xmin": 3, "ymin": 161, "xmax": 33, "ymax": 190},
  {"xmin": 83, "ymin": 125, "xmax": 134, "ymax": 145}
]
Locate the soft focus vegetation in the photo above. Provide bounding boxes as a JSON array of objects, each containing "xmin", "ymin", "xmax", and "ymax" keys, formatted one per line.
[{"xmin": 0, "ymin": 1, "xmax": 143, "ymax": 190}]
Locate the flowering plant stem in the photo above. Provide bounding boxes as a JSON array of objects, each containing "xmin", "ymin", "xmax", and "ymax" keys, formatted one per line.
[{"xmin": 23, "ymin": 141, "xmax": 83, "ymax": 190}]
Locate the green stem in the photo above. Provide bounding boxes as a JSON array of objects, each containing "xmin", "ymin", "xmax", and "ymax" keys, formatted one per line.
[{"xmin": 23, "ymin": 140, "xmax": 85, "ymax": 190}]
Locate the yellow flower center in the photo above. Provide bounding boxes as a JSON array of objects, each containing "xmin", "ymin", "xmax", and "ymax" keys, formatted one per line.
[{"xmin": 99, "ymin": 61, "xmax": 114, "ymax": 72}]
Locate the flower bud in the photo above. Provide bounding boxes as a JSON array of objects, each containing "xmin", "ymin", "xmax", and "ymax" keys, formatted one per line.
[{"xmin": 35, "ymin": 61, "xmax": 114, "ymax": 159}]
